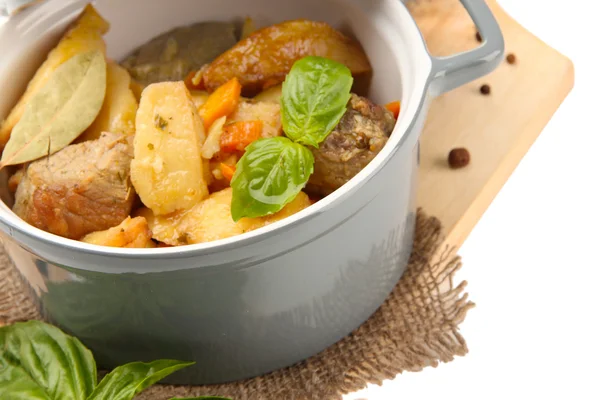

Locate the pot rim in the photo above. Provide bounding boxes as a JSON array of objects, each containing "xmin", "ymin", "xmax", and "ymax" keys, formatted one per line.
[{"xmin": 0, "ymin": 0, "xmax": 433, "ymax": 260}]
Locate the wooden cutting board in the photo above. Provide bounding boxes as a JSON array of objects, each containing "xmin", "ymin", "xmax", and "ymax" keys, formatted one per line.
[{"xmin": 409, "ymin": 0, "xmax": 574, "ymax": 250}]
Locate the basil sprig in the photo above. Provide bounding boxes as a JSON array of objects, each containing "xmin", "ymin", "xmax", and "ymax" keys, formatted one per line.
[
  {"xmin": 281, "ymin": 56, "xmax": 353, "ymax": 147},
  {"xmin": 231, "ymin": 56, "xmax": 353, "ymax": 221},
  {"xmin": 0, "ymin": 321, "xmax": 230, "ymax": 400},
  {"xmin": 231, "ymin": 137, "xmax": 314, "ymax": 220}
]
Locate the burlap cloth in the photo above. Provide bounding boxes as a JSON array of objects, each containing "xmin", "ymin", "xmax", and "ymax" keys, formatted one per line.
[{"xmin": 0, "ymin": 209, "xmax": 474, "ymax": 399}]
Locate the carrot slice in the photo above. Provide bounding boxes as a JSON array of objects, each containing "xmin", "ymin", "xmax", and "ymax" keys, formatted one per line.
[
  {"xmin": 198, "ymin": 77, "xmax": 242, "ymax": 130},
  {"xmin": 220, "ymin": 120, "xmax": 263, "ymax": 152},
  {"xmin": 220, "ymin": 163, "xmax": 237, "ymax": 182},
  {"xmin": 385, "ymin": 101, "xmax": 401, "ymax": 119}
]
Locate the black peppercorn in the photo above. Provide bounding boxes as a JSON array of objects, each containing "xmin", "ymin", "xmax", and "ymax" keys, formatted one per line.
[
  {"xmin": 475, "ymin": 31, "xmax": 482, "ymax": 42},
  {"xmin": 506, "ymin": 53, "xmax": 517, "ymax": 64},
  {"xmin": 480, "ymin": 84, "xmax": 491, "ymax": 95}
]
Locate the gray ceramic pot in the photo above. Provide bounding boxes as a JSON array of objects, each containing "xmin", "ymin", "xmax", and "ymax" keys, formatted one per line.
[{"xmin": 0, "ymin": 0, "xmax": 503, "ymax": 385}]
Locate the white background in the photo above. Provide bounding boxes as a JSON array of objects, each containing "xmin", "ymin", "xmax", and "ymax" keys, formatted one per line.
[
  {"xmin": 0, "ymin": 1, "xmax": 597, "ymax": 399},
  {"xmin": 348, "ymin": 0, "xmax": 600, "ymax": 399}
]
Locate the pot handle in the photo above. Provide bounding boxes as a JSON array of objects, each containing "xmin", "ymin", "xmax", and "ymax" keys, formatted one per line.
[{"xmin": 428, "ymin": 0, "xmax": 504, "ymax": 96}]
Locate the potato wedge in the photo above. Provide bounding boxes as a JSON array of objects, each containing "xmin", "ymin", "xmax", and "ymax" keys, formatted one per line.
[
  {"xmin": 81, "ymin": 216, "xmax": 155, "ymax": 248},
  {"xmin": 131, "ymin": 82, "xmax": 208, "ymax": 215},
  {"xmin": 77, "ymin": 62, "xmax": 138, "ymax": 142},
  {"xmin": 138, "ymin": 189, "xmax": 241, "ymax": 245},
  {"xmin": 0, "ymin": 4, "xmax": 109, "ymax": 149},
  {"xmin": 253, "ymin": 84, "xmax": 282, "ymax": 103},
  {"xmin": 192, "ymin": 20, "xmax": 371, "ymax": 96},
  {"xmin": 140, "ymin": 188, "xmax": 311, "ymax": 245},
  {"xmin": 237, "ymin": 191, "xmax": 312, "ymax": 233}
]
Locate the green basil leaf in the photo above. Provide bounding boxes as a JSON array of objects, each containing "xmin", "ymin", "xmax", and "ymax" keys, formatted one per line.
[
  {"xmin": 281, "ymin": 56, "xmax": 353, "ymax": 147},
  {"xmin": 0, "ymin": 321, "xmax": 96, "ymax": 400},
  {"xmin": 0, "ymin": 357, "xmax": 52, "ymax": 399},
  {"xmin": 231, "ymin": 137, "xmax": 314, "ymax": 221},
  {"xmin": 87, "ymin": 359, "xmax": 194, "ymax": 400}
]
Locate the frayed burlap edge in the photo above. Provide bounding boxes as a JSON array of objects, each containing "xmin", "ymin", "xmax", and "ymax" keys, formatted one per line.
[{"xmin": 0, "ymin": 210, "xmax": 474, "ymax": 400}]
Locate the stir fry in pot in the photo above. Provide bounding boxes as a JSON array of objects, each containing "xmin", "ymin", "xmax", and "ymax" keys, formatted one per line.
[{"xmin": 0, "ymin": 5, "xmax": 400, "ymax": 248}]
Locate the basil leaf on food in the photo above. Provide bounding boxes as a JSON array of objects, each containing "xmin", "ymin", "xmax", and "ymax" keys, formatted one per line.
[
  {"xmin": 231, "ymin": 137, "xmax": 314, "ymax": 221},
  {"xmin": 87, "ymin": 359, "xmax": 194, "ymax": 400},
  {"xmin": 0, "ymin": 321, "xmax": 96, "ymax": 400},
  {"xmin": 281, "ymin": 56, "xmax": 353, "ymax": 147}
]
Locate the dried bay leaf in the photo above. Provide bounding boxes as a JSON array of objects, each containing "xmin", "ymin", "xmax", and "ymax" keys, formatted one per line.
[{"xmin": 0, "ymin": 50, "xmax": 107, "ymax": 168}]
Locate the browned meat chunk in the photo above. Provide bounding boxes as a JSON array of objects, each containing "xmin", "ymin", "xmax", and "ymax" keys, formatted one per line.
[
  {"xmin": 13, "ymin": 133, "xmax": 134, "ymax": 240},
  {"xmin": 306, "ymin": 94, "xmax": 396, "ymax": 196}
]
